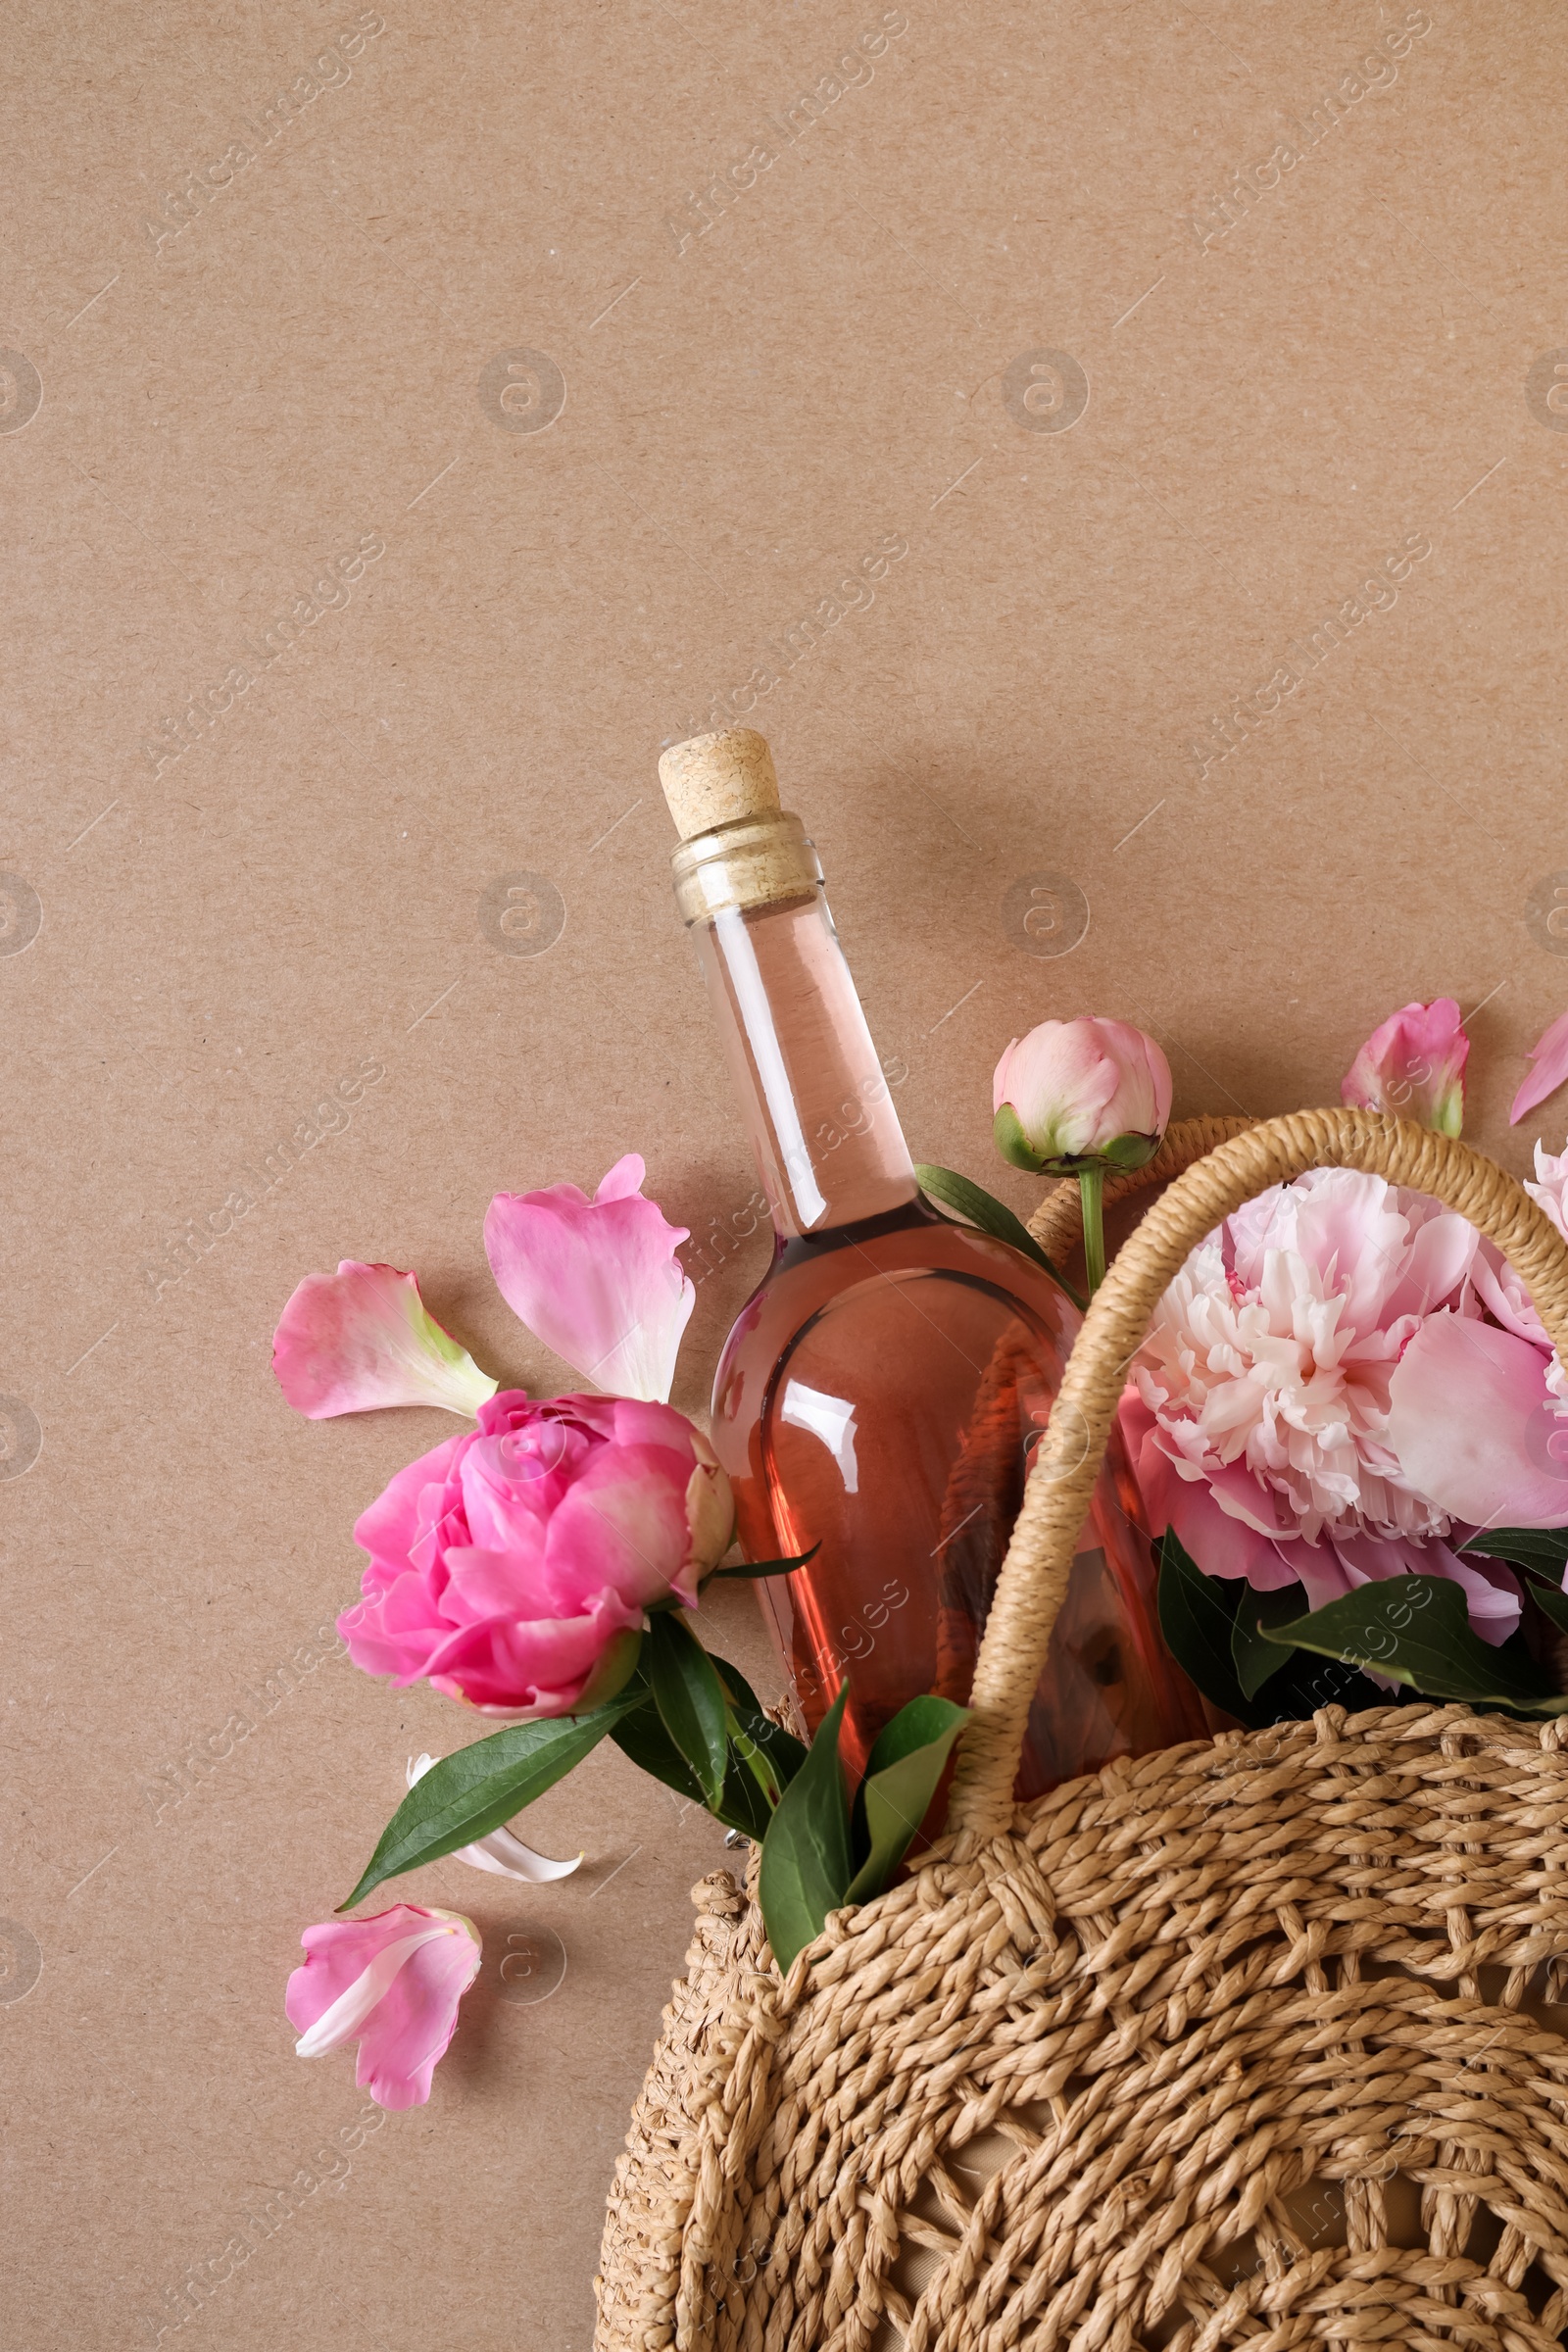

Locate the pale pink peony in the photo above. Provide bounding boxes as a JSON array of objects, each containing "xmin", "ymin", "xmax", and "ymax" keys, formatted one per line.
[
  {"xmin": 272, "ymin": 1262, "xmax": 498, "ymax": 1420},
  {"xmin": 338, "ymin": 1389, "xmax": 733, "ymax": 1714},
  {"xmin": 1511, "ymin": 1008, "xmax": 1568, "ymax": 1126},
  {"xmin": 993, "ymin": 1016, "xmax": 1172, "ymax": 1174},
  {"xmin": 1342, "ymin": 998, "xmax": 1468, "ymax": 1136},
  {"xmin": 484, "ymin": 1152, "xmax": 694, "ymax": 1404},
  {"xmin": 1120, "ymin": 1166, "xmax": 1525, "ymax": 1637},
  {"xmin": 287, "ymin": 1903, "xmax": 480, "ymax": 2110},
  {"xmin": 1387, "ymin": 1140, "xmax": 1568, "ymax": 1527}
]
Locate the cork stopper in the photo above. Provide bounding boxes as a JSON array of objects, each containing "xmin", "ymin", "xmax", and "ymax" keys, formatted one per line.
[
  {"xmin": 659, "ymin": 728, "xmax": 780, "ymax": 840},
  {"xmin": 660, "ymin": 728, "xmax": 821, "ymax": 924}
]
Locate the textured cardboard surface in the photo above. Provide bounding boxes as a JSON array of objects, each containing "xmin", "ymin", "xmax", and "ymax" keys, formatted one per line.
[{"xmin": 5, "ymin": 2, "xmax": 1567, "ymax": 2343}]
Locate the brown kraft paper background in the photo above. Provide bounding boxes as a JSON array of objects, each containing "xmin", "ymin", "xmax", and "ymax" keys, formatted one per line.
[{"xmin": 4, "ymin": 1, "xmax": 1567, "ymax": 2343}]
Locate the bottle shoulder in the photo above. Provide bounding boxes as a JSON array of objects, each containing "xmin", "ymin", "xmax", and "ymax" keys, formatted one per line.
[{"xmin": 714, "ymin": 1197, "xmax": 1080, "ymax": 1387}]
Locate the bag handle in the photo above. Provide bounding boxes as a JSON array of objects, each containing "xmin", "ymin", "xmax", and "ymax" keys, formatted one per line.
[{"xmin": 946, "ymin": 1107, "xmax": 1568, "ymax": 1838}]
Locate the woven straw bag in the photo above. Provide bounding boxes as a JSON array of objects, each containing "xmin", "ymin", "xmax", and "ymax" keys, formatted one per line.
[{"xmin": 595, "ymin": 1108, "xmax": 1568, "ymax": 2351}]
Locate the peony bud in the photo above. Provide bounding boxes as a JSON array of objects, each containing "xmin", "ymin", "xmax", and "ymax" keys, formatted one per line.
[
  {"xmin": 1342, "ymin": 998, "xmax": 1468, "ymax": 1137},
  {"xmin": 993, "ymin": 1017, "xmax": 1172, "ymax": 1175}
]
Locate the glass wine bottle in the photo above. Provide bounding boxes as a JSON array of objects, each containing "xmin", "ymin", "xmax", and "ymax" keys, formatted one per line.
[{"xmin": 659, "ymin": 728, "xmax": 1203, "ymax": 1797}]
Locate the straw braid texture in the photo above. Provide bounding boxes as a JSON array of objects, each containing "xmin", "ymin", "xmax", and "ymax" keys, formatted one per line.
[
  {"xmin": 596, "ymin": 1706, "xmax": 1568, "ymax": 2351},
  {"xmin": 595, "ymin": 1111, "xmax": 1568, "ymax": 2351}
]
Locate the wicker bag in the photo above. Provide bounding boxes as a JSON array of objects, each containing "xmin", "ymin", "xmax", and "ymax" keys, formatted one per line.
[{"xmin": 595, "ymin": 1108, "xmax": 1568, "ymax": 2351}]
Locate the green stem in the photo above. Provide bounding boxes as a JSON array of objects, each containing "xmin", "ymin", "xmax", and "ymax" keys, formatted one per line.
[{"xmin": 1079, "ymin": 1164, "xmax": 1106, "ymax": 1297}]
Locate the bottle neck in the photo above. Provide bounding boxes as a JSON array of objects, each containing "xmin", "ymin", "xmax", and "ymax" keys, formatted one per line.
[{"xmin": 682, "ymin": 844, "xmax": 916, "ymax": 1241}]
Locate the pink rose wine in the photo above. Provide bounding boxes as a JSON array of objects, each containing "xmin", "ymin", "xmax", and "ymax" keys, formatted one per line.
[{"xmin": 659, "ymin": 729, "xmax": 1203, "ymax": 1795}]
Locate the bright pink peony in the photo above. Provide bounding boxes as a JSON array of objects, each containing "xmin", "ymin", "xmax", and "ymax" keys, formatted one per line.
[
  {"xmin": 287, "ymin": 1902, "xmax": 480, "ymax": 2110},
  {"xmin": 338, "ymin": 1390, "xmax": 733, "ymax": 1714},
  {"xmin": 1342, "ymin": 998, "xmax": 1468, "ymax": 1136},
  {"xmin": 1120, "ymin": 1166, "xmax": 1527, "ymax": 1638},
  {"xmin": 484, "ymin": 1152, "xmax": 694, "ymax": 1404},
  {"xmin": 994, "ymin": 1017, "xmax": 1172, "ymax": 1174}
]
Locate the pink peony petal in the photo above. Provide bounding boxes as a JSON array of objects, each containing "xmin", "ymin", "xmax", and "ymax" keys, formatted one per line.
[
  {"xmin": 593, "ymin": 1152, "xmax": 649, "ymax": 1202},
  {"xmin": 484, "ymin": 1158, "xmax": 695, "ymax": 1403},
  {"xmin": 1342, "ymin": 999, "xmax": 1468, "ymax": 1137},
  {"xmin": 1470, "ymin": 1243, "xmax": 1549, "ymax": 1348},
  {"xmin": 539, "ymin": 1442, "xmax": 700, "ymax": 1610},
  {"xmin": 1387, "ymin": 1314, "xmax": 1568, "ymax": 1529},
  {"xmin": 352, "ymin": 1437, "xmax": 470, "ymax": 1580},
  {"xmin": 1527, "ymin": 1138, "xmax": 1568, "ymax": 1239},
  {"xmin": 1511, "ymin": 1009, "xmax": 1568, "ymax": 1126},
  {"xmin": 1167, "ymin": 1472, "xmax": 1306, "ymax": 1588},
  {"xmin": 273, "ymin": 1262, "xmax": 498, "ymax": 1421},
  {"xmin": 286, "ymin": 1903, "xmax": 480, "ymax": 2110},
  {"xmin": 423, "ymin": 1595, "xmax": 644, "ymax": 1716}
]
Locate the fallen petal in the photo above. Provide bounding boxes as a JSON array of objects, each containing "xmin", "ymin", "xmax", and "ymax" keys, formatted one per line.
[
  {"xmin": 286, "ymin": 1902, "xmax": 481, "ymax": 2109},
  {"xmin": 406, "ymin": 1752, "xmax": 583, "ymax": 1882},
  {"xmin": 1511, "ymin": 1009, "xmax": 1568, "ymax": 1126},
  {"xmin": 484, "ymin": 1157, "xmax": 695, "ymax": 1403},
  {"xmin": 273, "ymin": 1261, "xmax": 499, "ymax": 1420},
  {"xmin": 295, "ymin": 1926, "xmax": 457, "ymax": 2056}
]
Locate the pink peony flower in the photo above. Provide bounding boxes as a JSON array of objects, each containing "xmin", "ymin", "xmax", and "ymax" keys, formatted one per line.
[
  {"xmin": 1511, "ymin": 1008, "xmax": 1568, "ymax": 1126},
  {"xmin": 484, "ymin": 1152, "xmax": 694, "ymax": 1404},
  {"xmin": 287, "ymin": 1903, "xmax": 480, "ymax": 2110},
  {"xmin": 338, "ymin": 1389, "xmax": 733, "ymax": 1714},
  {"xmin": 1342, "ymin": 998, "xmax": 1468, "ymax": 1136},
  {"xmin": 272, "ymin": 1262, "xmax": 499, "ymax": 1420},
  {"xmin": 1387, "ymin": 1139, "xmax": 1568, "ymax": 1527},
  {"xmin": 994, "ymin": 1017, "xmax": 1172, "ymax": 1174},
  {"xmin": 1120, "ymin": 1166, "xmax": 1525, "ymax": 1638}
]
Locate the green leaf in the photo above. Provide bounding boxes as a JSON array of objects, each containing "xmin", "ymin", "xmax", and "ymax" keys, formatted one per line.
[
  {"xmin": 1156, "ymin": 1532, "xmax": 1389, "ymax": 1729},
  {"xmin": 647, "ymin": 1611, "xmax": 730, "ymax": 1809},
  {"xmin": 715, "ymin": 1751, "xmax": 780, "ymax": 1839},
  {"xmin": 338, "ymin": 1695, "xmax": 637, "ymax": 1911},
  {"xmin": 1231, "ymin": 1585, "xmax": 1306, "ymax": 1701},
  {"xmin": 913, "ymin": 1163, "xmax": 1086, "ymax": 1311},
  {"xmin": 612, "ymin": 1689, "xmax": 781, "ymax": 1838},
  {"xmin": 1247, "ymin": 1641, "xmax": 1391, "ymax": 1729},
  {"xmin": 608, "ymin": 1691, "xmax": 707, "ymax": 1807},
  {"xmin": 1265, "ymin": 1575, "xmax": 1568, "ymax": 1716},
  {"xmin": 1457, "ymin": 1530, "xmax": 1568, "ymax": 1643},
  {"xmin": 1523, "ymin": 1570, "xmax": 1568, "ymax": 1642},
  {"xmin": 1157, "ymin": 1530, "xmax": 1250, "ymax": 1720},
  {"xmin": 758, "ymin": 1685, "xmax": 853, "ymax": 1973},
  {"xmin": 708, "ymin": 1543, "xmax": 820, "ymax": 1582},
  {"xmin": 607, "ymin": 1655, "xmax": 804, "ymax": 1836},
  {"xmin": 1461, "ymin": 1526, "xmax": 1568, "ymax": 1578},
  {"xmin": 706, "ymin": 1651, "xmax": 766, "ymax": 1718},
  {"xmin": 844, "ymin": 1696, "xmax": 968, "ymax": 1905},
  {"xmin": 710, "ymin": 1653, "xmax": 808, "ymax": 1793}
]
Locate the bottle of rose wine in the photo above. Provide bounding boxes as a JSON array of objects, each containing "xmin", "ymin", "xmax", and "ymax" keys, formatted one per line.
[{"xmin": 658, "ymin": 728, "xmax": 1201, "ymax": 1794}]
